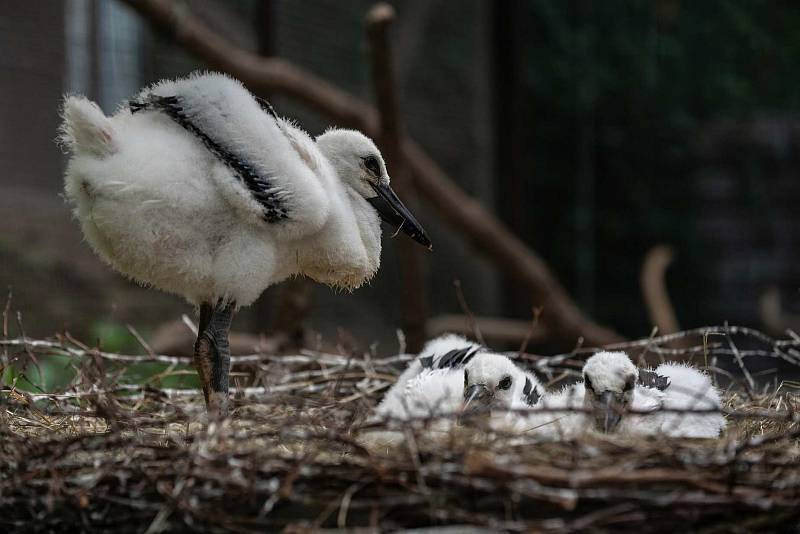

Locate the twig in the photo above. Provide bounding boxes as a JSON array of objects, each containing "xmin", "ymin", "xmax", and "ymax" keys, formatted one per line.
[
  {"xmin": 181, "ymin": 314, "xmax": 198, "ymax": 337},
  {"xmin": 519, "ymin": 306, "xmax": 544, "ymax": 356},
  {"xmin": 126, "ymin": 324, "xmax": 156, "ymax": 358},
  {"xmin": 453, "ymin": 279, "xmax": 485, "ymax": 346},
  {"xmin": 14, "ymin": 311, "xmax": 42, "ymax": 385},
  {"xmin": 1, "ymin": 287, "xmax": 11, "ymax": 378},
  {"xmin": 725, "ymin": 322, "xmax": 755, "ymax": 399}
]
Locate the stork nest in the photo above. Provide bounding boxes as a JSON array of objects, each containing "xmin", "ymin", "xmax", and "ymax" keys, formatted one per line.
[{"xmin": 2, "ymin": 326, "xmax": 800, "ymax": 532}]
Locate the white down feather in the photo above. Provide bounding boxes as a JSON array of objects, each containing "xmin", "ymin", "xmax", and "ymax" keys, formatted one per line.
[{"xmin": 60, "ymin": 72, "xmax": 384, "ymax": 306}]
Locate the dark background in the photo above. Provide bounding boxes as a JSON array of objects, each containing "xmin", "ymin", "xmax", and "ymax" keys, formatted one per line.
[{"xmin": 1, "ymin": 0, "xmax": 798, "ymax": 356}]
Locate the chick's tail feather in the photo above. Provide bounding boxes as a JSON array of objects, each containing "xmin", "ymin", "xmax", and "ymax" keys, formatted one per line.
[{"xmin": 58, "ymin": 96, "xmax": 116, "ymax": 157}]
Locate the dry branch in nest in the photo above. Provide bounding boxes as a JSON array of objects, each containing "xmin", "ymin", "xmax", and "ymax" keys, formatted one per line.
[{"xmin": 1, "ymin": 326, "xmax": 800, "ymax": 532}]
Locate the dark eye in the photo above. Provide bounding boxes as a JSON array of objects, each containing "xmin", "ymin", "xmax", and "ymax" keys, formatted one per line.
[
  {"xmin": 584, "ymin": 376, "xmax": 593, "ymax": 392},
  {"xmin": 363, "ymin": 155, "xmax": 381, "ymax": 177},
  {"xmin": 623, "ymin": 377, "xmax": 635, "ymax": 392},
  {"xmin": 498, "ymin": 376, "xmax": 512, "ymax": 390}
]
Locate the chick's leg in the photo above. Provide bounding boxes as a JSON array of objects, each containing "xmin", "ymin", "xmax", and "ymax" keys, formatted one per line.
[{"xmin": 193, "ymin": 300, "xmax": 235, "ymax": 418}]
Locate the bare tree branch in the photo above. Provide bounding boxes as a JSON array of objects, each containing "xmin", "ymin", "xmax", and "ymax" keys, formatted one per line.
[
  {"xmin": 426, "ymin": 313, "xmax": 549, "ymax": 345},
  {"xmin": 119, "ymin": 0, "xmax": 624, "ymax": 347},
  {"xmin": 366, "ymin": 3, "xmax": 429, "ymax": 352},
  {"xmin": 641, "ymin": 245, "xmax": 680, "ymax": 336}
]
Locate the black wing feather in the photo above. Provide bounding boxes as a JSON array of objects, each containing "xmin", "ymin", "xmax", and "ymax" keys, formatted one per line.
[
  {"xmin": 638, "ymin": 369, "xmax": 670, "ymax": 391},
  {"xmin": 433, "ymin": 346, "xmax": 481, "ymax": 370},
  {"xmin": 522, "ymin": 377, "xmax": 541, "ymax": 406},
  {"xmin": 256, "ymin": 96, "xmax": 280, "ymax": 121},
  {"xmin": 130, "ymin": 94, "xmax": 289, "ymax": 223}
]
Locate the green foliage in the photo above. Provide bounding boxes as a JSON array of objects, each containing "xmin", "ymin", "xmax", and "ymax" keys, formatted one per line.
[
  {"xmin": 120, "ymin": 361, "xmax": 200, "ymax": 389},
  {"xmin": 2, "ymin": 353, "xmax": 77, "ymax": 393},
  {"xmin": 87, "ymin": 320, "xmax": 200, "ymax": 388},
  {"xmin": 89, "ymin": 320, "xmax": 140, "ymax": 354},
  {"xmin": 2, "ymin": 321, "xmax": 200, "ymax": 393}
]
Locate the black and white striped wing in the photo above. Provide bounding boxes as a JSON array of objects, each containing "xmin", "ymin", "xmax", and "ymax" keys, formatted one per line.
[
  {"xmin": 129, "ymin": 73, "xmax": 330, "ymax": 238},
  {"xmin": 521, "ymin": 376, "xmax": 541, "ymax": 406},
  {"xmin": 638, "ymin": 369, "xmax": 670, "ymax": 391},
  {"xmin": 420, "ymin": 345, "xmax": 482, "ymax": 371},
  {"xmin": 131, "ymin": 94, "xmax": 290, "ymax": 223}
]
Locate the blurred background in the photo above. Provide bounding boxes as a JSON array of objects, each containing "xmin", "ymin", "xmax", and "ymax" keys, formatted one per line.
[{"xmin": 1, "ymin": 0, "xmax": 799, "ymax": 362}]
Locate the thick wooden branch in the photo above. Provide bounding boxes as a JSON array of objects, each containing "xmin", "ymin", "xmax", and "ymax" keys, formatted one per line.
[
  {"xmin": 760, "ymin": 287, "xmax": 800, "ymax": 337},
  {"xmin": 366, "ymin": 4, "xmax": 403, "ymax": 147},
  {"xmin": 401, "ymin": 140, "xmax": 623, "ymax": 346},
  {"xmin": 366, "ymin": 3, "xmax": 429, "ymax": 352},
  {"xmin": 120, "ymin": 0, "xmax": 624, "ymax": 347},
  {"xmin": 640, "ymin": 245, "xmax": 692, "ymax": 355},
  {"xmin": 426, "ymin": 314, "xmax": 549, "ymax": 346},
  {"xmin": 641, "ymin": 245, "xmax": 680, "ymax": 336}
]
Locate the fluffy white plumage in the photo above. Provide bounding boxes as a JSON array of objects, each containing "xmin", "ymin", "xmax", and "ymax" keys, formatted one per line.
[
  {"xmin": 511, "ymin": 351, "xmax": 725, "ymax": 440},
  {"xmin": 580, "ymin": 351, "xmax": 726, "ymax": 438},
  {"xmin": 366, "ymin": 343, "xmax": 725, "ymax": 449},
  {"xmin": 59, "ymin": 72, "xmax": 424, "ymax": 307},
  {"xmin": 60, "ymin": 72, "xmax": 432, "ymax": 417},
  {"xmin": 374, "ymin": 335, "xmax": 484, "ymax": 421},
  {"xmin": 513, "ymin": 382, "xmax": 587, "ymax": 440},
  {"xmin": 365, "ymin": 335, "xmax": 545, "ymax": 448},
  {"xmin": 639, "ymin": 361, "xmax": 726, "ymax": 438}
]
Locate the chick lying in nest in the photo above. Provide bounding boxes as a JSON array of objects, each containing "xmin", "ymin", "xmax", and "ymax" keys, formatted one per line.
[{"xmin": 360, "ymin": 334, "xmax": 726, "ymax": 450}]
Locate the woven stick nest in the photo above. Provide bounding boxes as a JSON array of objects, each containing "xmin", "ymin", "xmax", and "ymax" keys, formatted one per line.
[{"xmin": 1, "ymin": 326, "xmax": 799, "ymax": 532}]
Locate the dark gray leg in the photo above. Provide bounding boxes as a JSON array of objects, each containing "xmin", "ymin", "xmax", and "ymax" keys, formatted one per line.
[{"xmin": 193, "ymin": 299, "xmax": 235, "ymax": 418}]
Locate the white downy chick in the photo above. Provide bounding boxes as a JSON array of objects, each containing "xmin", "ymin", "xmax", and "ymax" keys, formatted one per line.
[
  {"xmin": 581, "ymin": 351, "xmax": 725, "ymax": 438},
  {"xmin": 366, "ymin": 335, "xmax": 544, "ymax": 448}
]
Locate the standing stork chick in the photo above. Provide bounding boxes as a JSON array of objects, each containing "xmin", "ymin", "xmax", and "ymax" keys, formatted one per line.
[
  {"xmin": 581, "ymin": 351, "xmax": 725, "ymax": 438},
  {"xmin": 59, "ymin": 72, "xmax": 431, "ymax": 417}
]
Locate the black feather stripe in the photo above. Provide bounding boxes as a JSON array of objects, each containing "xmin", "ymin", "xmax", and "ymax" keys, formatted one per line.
[
  {"xmin": 256, "ymin": 96, "xmax": 279, "ymax": 121},
  {"xmin": 522, "ymin": 377, "xmax": 541, "ymax": 406},
  {"xmin": 638, "ymin": 369, "xmax": 670, "ymax": 391},
  {"xmin": 130, "ymin": 94, "xmax": 289, "ymax": 223},
  {"xmin": 434, "ymin": 346, "xmax": 481, "ymax": 370}
]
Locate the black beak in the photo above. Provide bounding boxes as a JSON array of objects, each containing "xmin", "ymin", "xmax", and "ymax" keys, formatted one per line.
[
  {"xmin": 367, "ymin": 181, "xmax": 432, "ymax": 250},
  {"xmin": 594, "ymin": 391, "xmax": 623, "ymax": 433},
  {"xmin": 459, "ymin": 384, "xmax": 492, "ymax": 423}
]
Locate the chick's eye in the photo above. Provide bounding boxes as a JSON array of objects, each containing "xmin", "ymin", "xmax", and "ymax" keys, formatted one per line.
[
  {"xmin": 623, "ymin": 378, "xmax": 635, "ymax": 392},
  {"xmin": 363, "ymin": 156, "xmax": 381, "ymax": 177},
  {"xmin": 584, "ymin": 376, "xmax": 593, "ymax": 392},
  {"xmin": 498, "ymin": 376, "xmax": 512, "ymax": 390}
]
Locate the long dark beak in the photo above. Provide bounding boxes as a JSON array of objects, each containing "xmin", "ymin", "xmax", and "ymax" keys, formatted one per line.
[
  {"xmin": 460, "ymin": 384, "xmax": 492, "ymax": 422},
  {"xmin": 367, "ymin": 181, "xmax": 432, "ymax": 250},
  {"xmin": 594, "ymin": 391, "xmax": 623, "ymax": 433}
]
